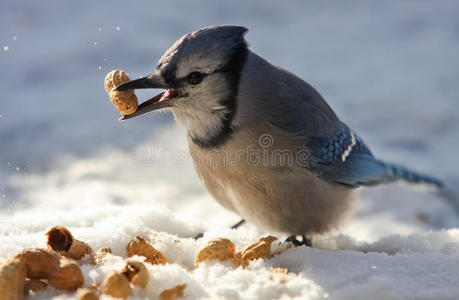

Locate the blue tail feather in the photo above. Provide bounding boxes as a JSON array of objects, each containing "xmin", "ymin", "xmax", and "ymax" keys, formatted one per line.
[
  {"xmin": 307, "ymin": 122, "xmax": 443, "ymax": 189},
  {"xmin": 381, "ymin": 161, "xmax": 444, "ymax": 189}
]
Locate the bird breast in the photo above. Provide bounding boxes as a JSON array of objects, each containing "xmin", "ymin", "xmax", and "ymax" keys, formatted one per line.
[{"xmin": 187, "ymin": 125, "xmax": 356, "ymax": 235}]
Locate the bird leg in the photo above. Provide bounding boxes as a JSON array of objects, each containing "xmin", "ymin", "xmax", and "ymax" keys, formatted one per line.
[
  {"xmin": 230, "ymin": 219, "xmax": 246, "ymax": 229},
  {"xmin": 286, "ymin": 234, "xmax": 312, "ymax": 247},
  {"xmin": 194, "ymin": 232, "xmax": 204, "ymax": 240},
  {"xmin": 194, "ymin": 219, "xmax": 246, "ymax": 240}
]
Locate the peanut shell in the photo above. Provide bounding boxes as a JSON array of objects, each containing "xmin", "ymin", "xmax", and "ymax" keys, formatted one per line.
[
  {"xmin": 104, "ymin": 70, "xmax": 138, "ymax": 115},
  {"xmin": 194, "ymin": 238, "xmax": 235, "ymax": 267},
  {"xmin": 77, "ymin": 287, "xmax": 99, "ymax": 300},
  {"xmin": 240, "ymin": 236, "xmax": 278, "ymax": 261},
  {"xmin": 126, "ymin": 236, "xmax": 166, "ymax": 265},
  {"xmin": 104, "ymin": 70, "xmax": 131, "ymax": 94},
  {"xmin": 46, "ymin": 226, "xmax": 93, "ymax": 260},
  {"xmin": 14, "ymin": 248, "xmax": 60, "ymax": 279},
  {"xmin": 159, "ymin": 284, "xmax": 187, "ymax": 300},
  {"xmin": 121, "ymin": 260, "xmax": 149, "ymax": 288},
  {"xmin": 233, "ymin": 236, "xmax": 292, "ymax": 267},
  {"xmin": 0, "ymin": 258, "xmax": 27, "ymax": 300},
  {"xmin": 102, "ymin": 271, "xmax": 133, "ymax": 299},
  {"xmin": 48, "ymin": 258, "xmax": 84, "ymax": 291},
  {"xmin": 109, "ymin": 90, "xmax": 138, "ymax": 115}
]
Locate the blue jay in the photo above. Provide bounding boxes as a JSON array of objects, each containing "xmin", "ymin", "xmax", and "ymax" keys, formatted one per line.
[{"xmin": 117, "ymin": 25, "xmax": 443, "ymax": 245}]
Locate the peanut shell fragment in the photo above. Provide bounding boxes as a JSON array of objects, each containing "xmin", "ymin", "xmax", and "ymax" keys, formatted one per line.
[
  {"xmin": 126, "ymin": 236, "xmax": 166, "ymax": 265},
  {"xmin": 89, "ymin": 246, "xmax": 112, "ymax": 265},
  {"xmin": 271, "ymin": 267, "xmax": 289, "ymax": 274}
]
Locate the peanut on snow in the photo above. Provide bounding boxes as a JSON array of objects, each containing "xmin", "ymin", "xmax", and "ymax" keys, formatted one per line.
[
  {"xmin": 46, "ymin": 226, "xmax": 93, "ymax": 260},
  {"xmin": 102, "ymin": 271, "xmax": 133, "ymax": 299},
  {"xmin": 14, "ymin": 248, "xmax": 84, "ymax": 291},
  {"xmin": 194, "ymin": 238, "xmax": 236, "ymax": 267},
  {"xmin": 121, "ymin": 260, "xmax": 150, "ymax": 288},
  {"xmin": 0, "ymin": 259, "xmax": 27, "ymax": 300},
  {"xmin": 126, "ymin": 236, "xmax": 166, "ymax": 265}
]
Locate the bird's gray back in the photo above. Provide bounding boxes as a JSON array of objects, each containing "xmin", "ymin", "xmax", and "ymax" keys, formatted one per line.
[{"xmin": 234, "ymin": 51, "xmax": 341, "ymax": 139}]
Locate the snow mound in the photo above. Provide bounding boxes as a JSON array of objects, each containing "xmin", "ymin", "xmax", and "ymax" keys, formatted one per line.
[{"xmin": 2, "ymin": 200, "xmax": 459, "ymax": 299}]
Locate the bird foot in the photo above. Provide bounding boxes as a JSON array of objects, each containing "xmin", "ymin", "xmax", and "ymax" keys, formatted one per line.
[
  {"xmin": 193, "ymin": 232, "xmax": 204, "ymax": 240},
  {"xmin": 286, "ymin": 234, "xmax": 312, "ymax": 247}
]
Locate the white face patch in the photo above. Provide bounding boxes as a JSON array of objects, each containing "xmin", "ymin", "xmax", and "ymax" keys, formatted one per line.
[{"xmin": 171, "ymin": 72, "xmax": 232, "ymax": 142}]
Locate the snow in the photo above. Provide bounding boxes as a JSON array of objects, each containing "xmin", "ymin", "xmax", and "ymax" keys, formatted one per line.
[{"xmin": 1, "ymin": 0, "xmax": 459, "ymax": 299}]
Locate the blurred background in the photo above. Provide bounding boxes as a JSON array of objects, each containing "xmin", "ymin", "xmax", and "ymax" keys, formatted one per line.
[{"xmin": 1, "ymin": 0, "xmax": 459, "ymax": 241}]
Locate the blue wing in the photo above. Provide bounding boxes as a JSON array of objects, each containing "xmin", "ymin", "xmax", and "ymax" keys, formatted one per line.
[{"xmin": 306, "ymin": 122, "xmax": 442, "ymax": 188}]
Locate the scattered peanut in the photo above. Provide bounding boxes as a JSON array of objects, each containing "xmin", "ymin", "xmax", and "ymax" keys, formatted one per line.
[
  {"xmin": 233, "ymin": 236, "xmax": 292, "ymax": 267},
  {"xmin": 194, "ymin": 238, "xmax": 235, "ymax": 268},
  {"xmin": 0, "ymin": 258, "xmax": 27, "ymax": 300},
  {"xmin": 126, "ymin": 236, "xmax": 166, "ymax": 265},
  {"xmin": 240, "ymin": 236, "xmax": 277, "ymax": 261},
  {"xmin": 121, "ymin": 260, "xmax": 149, "ymax": 288},
  {"xmin": 14, "ymin": 248, "xmax": 85, "ymax": 291},
  {"xmin": 14, "ymin": 248, "xmax": 60, "ymax": 279},
  {"xmin": 46, "ymin": 226, "xmax": 93, "ymax": 260},
  {"xmin": 159, "ymin": 284, "xmax": 187, "ymax": 300},
  {"xmin": 104, "ymin": 70, "xmax": 138, "ymax": 115},
  {"xmin": 102, "ymin": 271, "xmax": 133, "ymax": 299},
  {"xmin": 48, "ymin": 258, "xmax": 84, "ymax": 291}
]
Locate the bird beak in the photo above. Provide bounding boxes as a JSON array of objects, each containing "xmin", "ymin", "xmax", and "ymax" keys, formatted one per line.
[{"xmin": 115, "ymin": 72, "xmax": 177, "ymax": 121}]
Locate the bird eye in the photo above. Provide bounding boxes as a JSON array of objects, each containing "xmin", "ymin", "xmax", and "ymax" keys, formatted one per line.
[{"xmin": 187, "ymin": 72, "xmax": 204, "ymax": 85}]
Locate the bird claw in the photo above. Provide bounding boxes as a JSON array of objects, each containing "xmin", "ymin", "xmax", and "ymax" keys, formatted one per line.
[{"xmin": 286, "ymin": 235, "xmax": 312, "ymax": 247}]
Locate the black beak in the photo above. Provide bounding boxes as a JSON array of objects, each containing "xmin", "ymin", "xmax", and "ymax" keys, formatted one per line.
[
  {"xmin": 115, "ymin": 72, "xmax": 178, "ymax": 121},
  {"xmin": 115, "ymin": 72, "xmax": 167, "ymax": 91}
]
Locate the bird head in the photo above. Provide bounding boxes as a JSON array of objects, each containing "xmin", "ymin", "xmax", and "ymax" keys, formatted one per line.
[{"xmin": 117, "ymin": 25, "xmax": 249, "ymax": 147}]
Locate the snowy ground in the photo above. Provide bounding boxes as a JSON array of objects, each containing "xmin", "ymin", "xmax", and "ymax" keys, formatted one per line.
[{"xmin": 1, "ymin": 1, "xmax": 459, "ymax": 299}]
